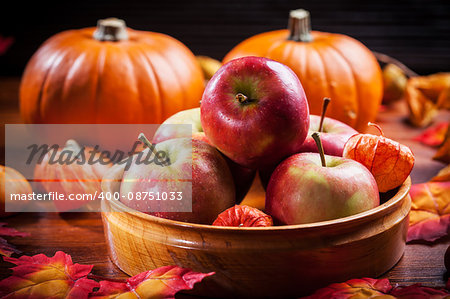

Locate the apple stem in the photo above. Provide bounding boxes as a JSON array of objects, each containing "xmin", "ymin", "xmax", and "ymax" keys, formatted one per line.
[
  {"xmin": 318, "ymin": 97, "xmax": 331, "ymax": 133},
  {"xmin": 138, "ymin": 133, "xmax": 153, "ymax": 148},
  {"xmin": 236, "ymin": 93, "xmax": 249, "ymax": 104},
  {"xmin": 368, "ymin": 122, "xmax": 384, "ymax": 137},
  {"xmin": 312, "ymin": 132, "xmax": 326, "ymax": 167},
  {"xmin": 138, "ymin": 133, "xmax": 165, "ymax": 163}
]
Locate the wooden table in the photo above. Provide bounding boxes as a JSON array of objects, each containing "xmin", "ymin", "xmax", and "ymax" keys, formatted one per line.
[{"xmin": 0, "ymin": 78, "xmax": 449, "ymax": 295}]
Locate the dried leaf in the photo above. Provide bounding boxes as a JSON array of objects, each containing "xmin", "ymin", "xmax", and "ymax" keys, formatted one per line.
[
  {"xmin": 304, "ymin": 278, "xmax": 394, "ymax": 298},
  {"xmin": 343, "ymin": 123, "xmax": 414, "ymax": 192},
  {"xmin": 432, "ymin": 164, "xmax": 450, "ymax": 182},
  {"xmin": 434, "ymin": 126, "xmax": 450, "ymax": 164},
  {"xmin": 0, "ymin": 251, "xmax": 98, "ymax": 299},
  {"xmin": 90, "ymin": 265, "xmax": 214, "ymax": 299},
  {"xmin": 405, "ymin": 73, "xmax": 450, "ymax": 127},
  {"xmin": 213, "ymin": 205, "xmax": 273, "ymax": 227},
  {"xmin": 413, "ymin": 122, "xmax": 449, "ymax": 147},
  {"xmin": 407, "ymin": 181, "xmax": 450, "ymax": 242},
  {"xmin": 305, "ymin": 277, "xmax": 450, "ymax": 298},
  {"xmin": 0, "ymin": 222, "xmax": 29, "ymax": 257},
  {"xmin": 390, "ymin": 284, "xmax": 450, "ymax": 298}
]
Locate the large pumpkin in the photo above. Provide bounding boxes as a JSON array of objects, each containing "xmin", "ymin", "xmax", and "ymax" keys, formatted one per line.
[
  {"xmin": 223, "ymin": 10, "xmax": 383, "ymax": 132},
  {"xmin": 20, "ymin": 18, "xmax": 205, "ymax": 124}
]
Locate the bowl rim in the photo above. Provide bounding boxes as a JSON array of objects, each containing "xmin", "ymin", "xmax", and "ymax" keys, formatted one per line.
[{"xmin": 103, "ymin": 176, "xmax": 411, "ymax": 232}]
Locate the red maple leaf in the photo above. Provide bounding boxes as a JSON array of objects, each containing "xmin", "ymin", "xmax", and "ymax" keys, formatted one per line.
[
  {"xmin": 0, "ymin": 251, "xmax": 214, "ymax": 299},
  {"xmin": 0, "ymin": 222, "xmax": 29, "ymax": 257},
  {"xmin": 414, "ymin": 122, "xmax": 449, "ymax": 147},
  {"xmin": 90, "ymin": 265, "xmax": 214, "ymax": 299},
  {"xmin": 0, "ymin": 251, "xmax": 98, "ymax": 298},
  {"xmin": 407, "ymin": 181, "xmax": 450, "ymax": 243},
  {"xmin": 304, "ymin": 277, "xmax": 450, "ymax": 298}
]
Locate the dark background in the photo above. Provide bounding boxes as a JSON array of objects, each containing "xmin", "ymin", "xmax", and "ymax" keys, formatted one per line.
[{"xmin": 0, "ymin": 0, "xmax": 449, "ymax": 76}]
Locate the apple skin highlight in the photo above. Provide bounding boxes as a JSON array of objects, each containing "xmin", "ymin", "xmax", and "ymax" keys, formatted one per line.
[
  {"xmin": 266, "ymin": 152, "xmax": 379, "ymax": 225},
  {"xmin": 200, "ymin": 56, "xmax": 310, "ymax": 169},
  {"xmin": 120, "ymin": 138, "xmax": 236, "ymax": 224}
]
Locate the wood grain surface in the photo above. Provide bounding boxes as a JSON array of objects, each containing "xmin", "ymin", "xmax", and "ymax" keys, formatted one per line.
[{"xmin": 0, "ymin": 77, "xmax": 449, "ymax": 296}]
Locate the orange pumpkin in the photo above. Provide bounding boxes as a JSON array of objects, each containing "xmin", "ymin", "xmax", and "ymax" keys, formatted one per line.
[
  {"xmin": 223, "ymin": 9, "xmax": 383, "ymax": 132},
  {"xmin": 20, "ymin": 18, "xmax": 205, "ymax": 124},
  {"xmin": 33, "ymin": 139, "xmax": 112, "ymax": 212}
]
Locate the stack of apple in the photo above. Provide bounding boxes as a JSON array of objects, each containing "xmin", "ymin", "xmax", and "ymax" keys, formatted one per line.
[{"xmin": 120, "ymin": 56, "xmax": 413, "ymax": 226}]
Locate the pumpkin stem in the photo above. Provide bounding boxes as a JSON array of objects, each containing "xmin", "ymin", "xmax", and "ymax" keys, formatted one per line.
[
  {"xmin": 318, "ymin": 97, "xmax": 331, "ymax": 133},
  {"xmin": 93, "ymin": 18, "xmax": 128, "ymax": 42},
  {"xmin": 312, "ymin": 132, "xmax": 327, "ymax": 167},
  {"xmin": 64, "ymin": 139, "xmax": 82, "ymax": 152},
  {"xmin": 368, "ymin": 122, "xmax": 385, "ymax": 137},
  {"xmin": 288, "ymin": 9, "xmax": 313, "ymax": 42}
]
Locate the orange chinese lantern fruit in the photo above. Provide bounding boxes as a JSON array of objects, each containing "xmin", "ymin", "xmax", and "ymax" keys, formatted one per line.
[
  {"xmin": 20, "ymin": 18, "xmax": 204, "ymax": 124},
  {"xmin": 223, "ymin": 9, "xmax": 383, "ymax": 132},
  {"xmin": 343, "ymin": 123, "xmax": 415, "ymax": 192},
  {"xmin": 213, "ymin": 205, "xmax": 273, "ymax": 227}
]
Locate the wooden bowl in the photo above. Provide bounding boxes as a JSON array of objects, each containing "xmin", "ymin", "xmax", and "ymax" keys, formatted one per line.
[{"xmin": 101, "ymin": 165, "xmax": 411, "ymax": 298}]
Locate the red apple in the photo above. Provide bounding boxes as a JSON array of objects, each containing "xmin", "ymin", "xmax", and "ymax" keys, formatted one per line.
[
  {"xmin": 153, "ymin": 108, "xmax": 256, "ymax": 203},
  {"xmin": 152, "ymin": 108, "xmax": 203, "ymax": 144},
  {"xmin": 120, "ymin": 136, "xmax": 235, "ymax": 224},
  {"xmin": 298, "ymin": 115, "xmax": 358, "ymax": 157},
  {"xmin": 200, "ymin": 56, "xmax": 309, "ymax": 169},
  {"xmin": 259, "ymin": 99, "xmax": 357, "ymax": 190},
  {"xmin": 266, "ymin": 133, "xmax": 379, "ymax": 225}
]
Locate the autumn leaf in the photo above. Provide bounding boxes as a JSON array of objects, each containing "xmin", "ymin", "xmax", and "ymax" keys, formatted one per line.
[
  {"xmin": 303, "ymin": 278, "xmax": 394, "ymax": 298},
  {"xmin": 0, "ymin": 223, "xmax": 29, "ymax": 257},
  {"xmin": 0, "ymin": 251, "xmax": 98, "ymax": 299},
  {"xmin": 304, "ymin": 278, "xmax": 450, "ymax": 298},
  {"xmin": 389, "ymin": 284, "xmax": 450, "ymax": 298},
  {"xmin": 407, "ymin": 181, "xmax": 450, "ymax": 242},
  {"xmin": 432, "ymin": 164, "xmax": 450, "ymax": 182},
  {"xmin": 413, "ymin": 122, "xmax": 449, "ymax": 147},
  {"xmin": 90, "ymin": 265, "xmax": 214, "ymax": 299},
  {"xmin": 0, "ymin": 250, "xmax": 214, "ymax": 299},
  {"xmin": 434, "ymin": 125, "xmax": 450, "ymax": 164},
  {"xmin": 213, "ymin": 205, "xmax": 273, "ymax": 227}
]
